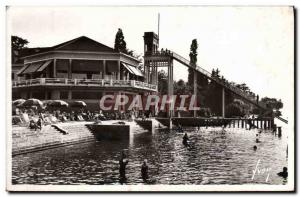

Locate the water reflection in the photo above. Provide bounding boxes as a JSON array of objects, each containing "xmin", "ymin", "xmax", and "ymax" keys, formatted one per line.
[{"xmin": 12, "ymin": 125, "xmax": 288, "ymax": 185}]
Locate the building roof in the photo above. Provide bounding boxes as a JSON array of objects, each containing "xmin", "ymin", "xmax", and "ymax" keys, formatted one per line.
[{"xmin": 21, "ymin": 36, "xmax": 118, "ymax": 58}]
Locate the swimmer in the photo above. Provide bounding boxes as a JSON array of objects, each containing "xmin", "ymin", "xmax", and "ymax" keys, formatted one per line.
[
  {"xmin": 141, "ymin": 159, "xmax": 149, "ymax": 181},
  {"xmin": 119, "ymin": 151, "xmax": 128, "ymax": 179},
  {"xmin": 277, "ymin": 167, "xmax": 288, "ymax": 178}
]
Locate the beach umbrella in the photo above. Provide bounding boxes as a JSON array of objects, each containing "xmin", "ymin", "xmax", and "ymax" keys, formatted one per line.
[
  {"xmin": 12, "ymin": 99, "xmax": 26, "ymax": 106},
  {"xmin": 71, "ymin": 101, "xmax": 87, "ymax": 108},
  {"xmin": 46, "ymin": 100, "xmax": 69, "ymax": 108},
  {"xmin": 19, "ymin": 98, "xmax": 43, "ymax": 108}
]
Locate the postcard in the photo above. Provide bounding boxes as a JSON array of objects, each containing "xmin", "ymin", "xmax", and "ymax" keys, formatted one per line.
[{"xmin": 6, "ymin": 6, "xmax": 295, "ymax": 192}]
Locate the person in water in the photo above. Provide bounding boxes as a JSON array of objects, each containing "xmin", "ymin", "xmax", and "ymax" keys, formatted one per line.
[
  {"xmin": 277, "ymin": 167, "xmax": 288, "ymax": 178},
  {"xmin": 182, "ymin": 133, "xmax": 189, "ymax": 146},
  {"xmin": 141, "ymin": 159, "xmax": 149, "ymax": 181},
  {"xmin": 178, "ymin": 124, "xmax": 183, "ymax": 133},
  {"xmin": 119, "ymin": 151, "xmax": 128, "ymax": 179},
  {"xmin": 253, "ymin": 145, "xmax": 257, "ymax": 151},
  {"xmin": 256, "ymin": 134, "xmax": 260, "ymax": 143}
]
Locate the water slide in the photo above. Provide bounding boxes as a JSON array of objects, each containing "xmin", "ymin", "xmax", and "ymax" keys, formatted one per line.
[{"xmin": 168, "ymin": 51, "xmax": 288, "ymax": 124}]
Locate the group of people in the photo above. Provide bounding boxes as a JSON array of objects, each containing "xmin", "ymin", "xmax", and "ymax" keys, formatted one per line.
[
  {"xmin": 14, "ymin": 106, "xmax": 157, "ymax": 129},
  {"xmin": 118, "ymin": 151, "xmax": 149, "ymax": 182},
  {"xmin": 28, "ymin": 117, "xmax": 43, "ymax": 131}
]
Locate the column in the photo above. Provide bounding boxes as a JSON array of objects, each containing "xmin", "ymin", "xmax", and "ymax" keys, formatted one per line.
[
  {"xmin": 167, "ymin": 61, "xmax": 170, "ymax": 117},
  {"xmin": 148, "ymin": 64, "xmax": 151, "ymax": 83},
  {"xmin": 143, "ymin": 61, "xmax": 146, "ymax": 82},
  {"xmin": 103, "ymin": 60, "xmax": 106, "ymax": 79},
  {"xmin": 193, "ymin": 70, "xmax": 197, "ymax": 117},
  {"xmin": 68, "ymin": 90, "xmax": 72, "ymax": 100},
  {"xmin": 168, "ymin": 60, "xmax": 174, "ymax": 117},
  {"xmin": 222, "ymin": 87, "xmax": 225, "ymax": 118},
  {"xmin": 68, "ymin": 59, "xmax": 72, "ymax": 79},
  {"xmin": 155, "ymin": 65, "xmax": 158, "ymax": 85},
  {"xmin": 53, "ymin": 59, "xmax": 57, "ymax": 78},
  {"xmin": 151, "ymin": 62, "xmax": 155, "ymax": 84},
  {"xmin": 117, "ymin": 60, "xmax": 121, "ymax": 80}
]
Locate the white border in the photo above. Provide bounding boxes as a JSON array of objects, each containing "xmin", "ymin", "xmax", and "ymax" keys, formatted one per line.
[{"xmin": 3, "ymin": 1, "xmax": 297, "ymax": 193}]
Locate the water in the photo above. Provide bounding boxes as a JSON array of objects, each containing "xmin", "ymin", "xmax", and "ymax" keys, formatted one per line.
[{"xmin": 12, "ymin": 123, "xmax": 288, "ymax": 185}]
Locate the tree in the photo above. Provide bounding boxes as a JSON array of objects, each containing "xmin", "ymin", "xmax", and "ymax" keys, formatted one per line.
[
  {"xmin": 189, "ymin": 39, "xmax": 198, "ymax": 65},
  {"xmin": 215, "ymin": 68, "xmax": 220, "ymax": 78},
  {"xmin": 114, "ymin": 28, "xmax": 127, "ymax": 53},
  {"xmin": 11, "ymin": 36, "xmax": 29, "ymax": 63},
  {"xmin": 187, "ymin": 39, "xmax": 198, "ymax": 86},
  {"xmin": 261, "ymin": 97, "xmax": 283, "ymax": 110},
  {"xmin": 225, "ymin": 102, "xmax": 245, "ymax": 118},
  {"xmin": 174, "ymin": 79, "xmax": 192, "ymax": 95},
  {"xmin": 11, "ymin": 36, "xmax": 29, "ymax": 51}
]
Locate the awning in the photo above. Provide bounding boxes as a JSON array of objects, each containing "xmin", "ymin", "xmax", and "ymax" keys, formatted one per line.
[
  {"xmin": 121, "ymin": 63, "xmax": 134, "ymax": 75},
  {"xmin": 36, "ymin": 60, "xmax": 52, "ymax": 72},
  {"xmin": 17, "ymin": 64, "xmax": 30, "ymax": 75},
  {"xmin": 22, "ymin": 61, "xmax": 44, "ymax": 74},
  {"xmin": 122, "ymin": 63, "xmax": 144, "ymax": 77},
  {"xmin": 127, "ymin": 64, "xmax": 144, "ymax": 77}
]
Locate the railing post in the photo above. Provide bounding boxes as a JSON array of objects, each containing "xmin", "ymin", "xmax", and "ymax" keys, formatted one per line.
[
  {"xmin": 110, "ymin": 79, "xmax": 113, "ymax": 86},
  {"xmin": 74, "ymin": 79, "xmax": 77, "ymax": 85},
  {"xmin": 222, "ymin": 87, "xmax": 225, "ymax": 118},
  {"xmin": 40, "ymin": 78, "xmax": 45, "ymax": 84},
  {"xmin": 131, "ymin": 80, "xmax": 135, "ymax": 87}
]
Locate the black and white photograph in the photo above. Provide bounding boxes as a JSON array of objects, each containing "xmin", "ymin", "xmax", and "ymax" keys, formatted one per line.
[{"xmin": 6, "ymin": 5, "xmax": 295, "ymax": 192}]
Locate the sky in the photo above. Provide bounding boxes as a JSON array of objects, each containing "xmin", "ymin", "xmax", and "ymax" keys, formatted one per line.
[{"xmin": 7, "ymin": 6, "xmax": 294, "ymax": 118}]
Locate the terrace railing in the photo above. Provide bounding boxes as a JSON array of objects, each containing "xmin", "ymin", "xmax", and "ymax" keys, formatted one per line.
[{"xmin": 12, "ymin": 78, "xmax": 157, "ymax": 91}]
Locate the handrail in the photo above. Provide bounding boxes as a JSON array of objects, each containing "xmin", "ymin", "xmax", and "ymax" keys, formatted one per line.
[
  {"xmin": 275, "ymin": 116, "xmax": 288, "ymax": 124},
  {"xmin": 12, "ymin": 78, "xmax": 157, "ymax": 91}
]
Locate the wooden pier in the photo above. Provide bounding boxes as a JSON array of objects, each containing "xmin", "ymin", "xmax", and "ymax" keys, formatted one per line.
[{"xmin": 156, "ymin": 117, "xmax": 275, "ymax": 130}]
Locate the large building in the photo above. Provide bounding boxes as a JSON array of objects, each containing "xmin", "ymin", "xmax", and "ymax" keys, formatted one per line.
[{"xmin": 12, "ymin": 36, "xmax": 158, "ymax": 110}]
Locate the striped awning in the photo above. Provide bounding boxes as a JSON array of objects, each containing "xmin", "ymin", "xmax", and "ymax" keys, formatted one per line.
[
  {"xmin": 128, "ymin": 64, "xmax": 143, "ymax": 77},
  {"xmin": 121, "ymin": 63, "xmax": 134, "ymax": 75},
  {"xmin": 37, "ymin": 60, "xmax": 52, "ymax": 72},
  {"xmin": 16, "ymin": 64, "xmax": 30, "ymax": 75},
  {"xmin": 122, "ymin": 63, "xmax": 144, "ymax": 77},
  {"xmin": 18, "ymin": 60, "xmax": 52, "ymax": 75},
  {"xmin": 22, "ymin": 61, "xmax": 44, "ymax": 74}
]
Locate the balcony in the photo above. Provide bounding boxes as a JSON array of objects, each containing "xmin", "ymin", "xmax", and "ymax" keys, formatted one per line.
[{"xmin": 12, "ymin": 78, "xmax": 157, "ymax": 92}]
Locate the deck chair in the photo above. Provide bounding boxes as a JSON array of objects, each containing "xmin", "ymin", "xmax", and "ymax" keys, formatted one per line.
[
  {"xmin": 77, "ymin": 115, "xmax": 84, "ymax": 121},
  {"xmin": 21, "ymin": 113, "xmax": 30, "ymax": 123}
]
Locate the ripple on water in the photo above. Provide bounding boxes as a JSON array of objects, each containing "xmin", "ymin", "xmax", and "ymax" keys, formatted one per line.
[{"xmin": 12, "ymin": 126, "xmax": 288, "ymax": 185}]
